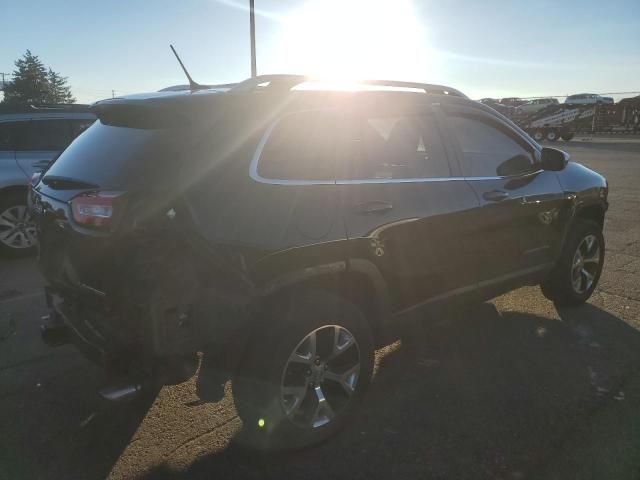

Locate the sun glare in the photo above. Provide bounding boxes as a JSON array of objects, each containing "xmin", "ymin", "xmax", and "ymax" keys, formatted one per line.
[{"xmin": 275, "ymin": 0, "xmax": 431, "ymax": 82}]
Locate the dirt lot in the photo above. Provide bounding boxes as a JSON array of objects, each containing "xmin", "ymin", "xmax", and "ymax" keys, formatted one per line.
[{"xmin": 1, "ymin": 138, "xmax": 640, "ymax": 480}]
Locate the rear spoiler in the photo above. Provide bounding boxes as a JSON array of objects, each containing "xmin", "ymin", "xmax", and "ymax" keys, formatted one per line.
[{"xmin": 90, "ymin": 102, "xmax": 191, "ymax": 128}]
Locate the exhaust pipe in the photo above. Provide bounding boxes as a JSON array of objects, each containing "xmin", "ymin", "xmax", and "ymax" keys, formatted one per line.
[{"xmin": 99, "ymin": 383, "xmax": 142, "ymax": 402}]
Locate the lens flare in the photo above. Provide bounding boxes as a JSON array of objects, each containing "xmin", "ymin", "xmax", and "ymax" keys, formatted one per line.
[{"xmin": 273, "ymin": 0, "xmax": 432, "ymax": 82}]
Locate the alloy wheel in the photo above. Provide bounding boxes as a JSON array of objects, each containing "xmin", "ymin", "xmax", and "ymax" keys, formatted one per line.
[
  {"xmin": 280, "ymin": 325, "xmax": 360, "ymax": 429},
  {"xmin": 571, "ymin": 234, "xmax": 600, "ymax": 294},
  {"xmin": 0, "ymin": 205, "xmax": 37, "ymax": 249}
]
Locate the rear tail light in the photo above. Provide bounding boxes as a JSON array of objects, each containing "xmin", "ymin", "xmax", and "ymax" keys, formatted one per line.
[{"xmin": 71, "ymin": 192, "xmax": 123, "ymax": 230}]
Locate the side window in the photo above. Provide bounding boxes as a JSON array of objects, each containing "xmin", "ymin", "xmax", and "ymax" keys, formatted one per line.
[
  {"xmin": 22, "ymin": 120, "xmax": 70, "ymax": 151},
  {"xmin": 449, "ymin": 115, "xmax": 535, "ymax": 177},
  {"xmin": 68, "ymin": 119, "xmax": 95, "ymax": 140},
  {"xmin": 0, "ymin": 121, "xmax": 28, "ymax": 151},
  {"xmin": 258, "ymin": 110, "xmax": 339, "ymax": 181},
  {"xmin": 340, "ymin": 113, "xmax": 450, "ymax": 180}
]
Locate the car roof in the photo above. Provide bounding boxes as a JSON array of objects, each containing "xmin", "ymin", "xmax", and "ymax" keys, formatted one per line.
[
  {"xmin": 0, "ymin": 112, "xmax": 95, "ymax": 121},
  {"xmin": 94, "ymin": 74, "xmax": 468, "ymax": 110}
]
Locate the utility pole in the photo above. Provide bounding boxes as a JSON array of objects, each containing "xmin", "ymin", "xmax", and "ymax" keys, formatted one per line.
[
  {"xmin": 0, "ymin": 72, "xmax": 8, "ymax": 90},
  {"xmin": 250, "ymin": 0, "xmax": 257, "ymax": 77},
  {"xmin": 112, "ymin": 89, "xmax": 115, "ymax": 99}
]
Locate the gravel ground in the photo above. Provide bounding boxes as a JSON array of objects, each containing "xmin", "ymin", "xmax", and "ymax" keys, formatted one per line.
[{"xmin": 1, "ymin": 138, "xmax": 639, "ymax": 480}]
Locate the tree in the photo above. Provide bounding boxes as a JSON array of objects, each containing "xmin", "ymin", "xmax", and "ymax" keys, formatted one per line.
[
  {"xmin": 2, "ymin": 50, "xmax": 75, "ymax": 105},
  {"xmin": 46, "ymin": 69, "xmax": 75, "ymax": 104}
]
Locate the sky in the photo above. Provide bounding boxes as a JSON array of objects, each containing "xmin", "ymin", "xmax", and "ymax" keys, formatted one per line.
[{"xmin": 1, "ymin": 0, "xmax": 639, "ymax": 103}]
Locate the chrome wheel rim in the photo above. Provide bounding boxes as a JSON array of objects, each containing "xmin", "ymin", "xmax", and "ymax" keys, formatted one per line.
[
  {"xmin": 0, "ymin": 205, "xmax": 37, "ymax": 249},
  {"xmin": 534, "ymin": 131, "xmax": 544, "ymax": 141},
  {"xmin": 547, "ymin": 131, "xmax": 557, "ymax": 140},
  {"xmin": 280, "ymin": 325, "xmax": 360, "ymax": 429},
  {"xmin": 571, "ymin": 234, "xmax": 600, "ymax": 294}
]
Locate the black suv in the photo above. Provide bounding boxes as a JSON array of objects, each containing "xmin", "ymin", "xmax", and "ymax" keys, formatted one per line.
[{"xmin": 31, "ymin": 75, "xmax": 608, "ymax": 449}]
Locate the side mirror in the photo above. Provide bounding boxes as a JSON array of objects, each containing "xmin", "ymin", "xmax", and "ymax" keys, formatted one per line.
[{"xmin": 540, "ymin": 147, "xmax": 569, "ymax": 171}]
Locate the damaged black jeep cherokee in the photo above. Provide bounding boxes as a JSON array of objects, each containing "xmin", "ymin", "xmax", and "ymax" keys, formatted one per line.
[{"xmin": 31, "ymin": 75, "xmax": 608, "ymax": 449}]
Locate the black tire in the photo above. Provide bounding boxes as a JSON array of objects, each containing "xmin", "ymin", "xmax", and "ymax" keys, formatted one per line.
[
  {"xmin": 533, "ymin": 130, "xmax": 545, "ymax": 142},
  {"xmin": 0, "ymin": 190, "xmax": 37, "ymax": 258},
  {"xmin": 546, "ymin": 129, "xmax": 558, "ymax": 141},
  {"xmin": 233, "ymin": 290, "xmax": 374, "ymax": 451},
  {"xmin": 561, "ymin": 132, "xmax": 575, "ymax": 141},
  {"xmin": 541, "ymin": 219, "xmax": 605, "ymax": 306}
]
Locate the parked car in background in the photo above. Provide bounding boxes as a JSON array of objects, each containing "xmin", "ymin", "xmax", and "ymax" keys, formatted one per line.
[
  {"xmin": 479, "ymin": 98, "xmax": 512, "ymax": 115},
  {"xmin": 0, "ymin": 104, "xmax": 95, "ymax": 256},
  {"xmin": 33, "ymin": 75, "xmax": 608, "ymax": 450},
  {"xmin": 565, "ymin": 94, "xmax": 614, "ymax": 105},
  {"xmin": 500, "ymin": 97, "xmax": 527, "ymax": 108},
  {"xmin": 515, "ymin": 98, "xmax": 559, "ymax": 115}
]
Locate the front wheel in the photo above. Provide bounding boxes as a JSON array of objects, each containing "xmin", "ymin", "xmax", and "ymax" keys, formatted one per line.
[
  {"xmin": 233, "ymin": 291, "xmax": 374, "ymax": 450},
  {"xmin": 541, "ymin": 219, "xmax": 605, "ymax": 306},
  {"xmin": 546, "ymin": 129, "xmax": 558, "ymax": 141}
]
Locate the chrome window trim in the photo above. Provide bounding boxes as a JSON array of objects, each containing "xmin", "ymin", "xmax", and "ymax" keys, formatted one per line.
[{"xmin": 249, "ymin": 111, "xmax": 543, "ymax": 187}]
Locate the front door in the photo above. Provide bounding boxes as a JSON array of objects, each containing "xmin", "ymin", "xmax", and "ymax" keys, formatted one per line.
[{"xmin": 442, "ymin": 106, "xmax": 569, "ymax": 286}]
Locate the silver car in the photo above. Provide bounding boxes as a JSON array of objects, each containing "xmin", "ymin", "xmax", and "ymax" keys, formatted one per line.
[
  {"xmin": 0, "ymin": 105, "xmax": 95, "ymax": 256},
  {"xmin": 565, "ymin": 93, "xmax": 614, "ymax": 105},
  {"xmin": 515, "ymin": 98, "xmax": 559, "ymax": 115}
]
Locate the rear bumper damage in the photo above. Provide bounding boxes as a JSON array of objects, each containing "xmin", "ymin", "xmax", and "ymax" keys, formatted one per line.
[{"xmin": 41, "ymin": 286, "xmax": 109, "ymax": 365}]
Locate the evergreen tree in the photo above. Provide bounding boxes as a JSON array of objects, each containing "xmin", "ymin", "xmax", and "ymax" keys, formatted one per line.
[
  {"xmin": 46, "ymin": 69, "xmax": 75, "ymax": 104},
  {"xmin": 2, "ymin": 50, "xmax": 75, "ymax": 105}
]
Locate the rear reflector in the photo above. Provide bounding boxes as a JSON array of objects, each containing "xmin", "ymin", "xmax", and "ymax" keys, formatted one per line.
[{"xmin": 71, "ymin": 192, "xmax": 123, "ymax": 230}]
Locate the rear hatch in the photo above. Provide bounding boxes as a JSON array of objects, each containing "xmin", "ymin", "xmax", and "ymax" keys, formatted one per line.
[{"xmin": 32, "ymin": 91, "xmax": 222, "ymax": 293}]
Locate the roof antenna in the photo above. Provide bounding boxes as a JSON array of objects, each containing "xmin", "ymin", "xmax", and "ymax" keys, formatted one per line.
[{"xmin": 170, "ymin": 44, "xmax": 205, "ymax": 91}]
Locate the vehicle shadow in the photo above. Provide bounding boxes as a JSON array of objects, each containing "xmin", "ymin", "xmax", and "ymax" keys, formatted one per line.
[
  {"xmin": 140, "ymin": 301, "xmax": 640, "ymax": 480},
  {"xmin": 0, "ymin": 351, "xmax": 157, "ymax": 480}
]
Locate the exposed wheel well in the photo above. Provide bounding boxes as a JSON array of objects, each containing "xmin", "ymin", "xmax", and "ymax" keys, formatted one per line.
[
  {"xmin": 263, "ymin": 271, "xmax": 387, "ymax": 346},
  {"xmin": 0, "ymin": 185, "xmax": 28, "ymax": 202},
  {"xmin": 576, "ymin": 204, "xmax": 605, "ymax": 229}
]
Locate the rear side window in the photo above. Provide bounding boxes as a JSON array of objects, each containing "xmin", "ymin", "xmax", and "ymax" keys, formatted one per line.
[
  {"xmin": 340, "ymin": 114, "xmax": 450, "ymax": 180},
  {"xmin": 0, "ymin": 121, "xmax": 28, "ymax": 151},
  {"xmin": 258, "ymin": 110, "xmax": 340, "ymax": 181},
  {"xmin": 23, "ymin": 120, "xmax": 70, "ymax": 150},
  {"xmin": 449, "ymin": 115, "xmax": 535, "ymax": 177}
]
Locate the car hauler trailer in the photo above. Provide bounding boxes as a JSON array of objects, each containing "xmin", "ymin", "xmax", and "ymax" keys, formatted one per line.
[{"xmin": 505, "ymin": 96, "xmax": 640, "ymax": 141}]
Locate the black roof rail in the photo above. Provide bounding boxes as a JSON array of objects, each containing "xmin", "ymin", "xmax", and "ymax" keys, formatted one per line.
[
  {"xmin": 230, "ymin": 74, "xmax": 467, "ymax": 98},
  {"xmin": 0, "ymin": 103, "xmax": 91, "ymax": 114}
]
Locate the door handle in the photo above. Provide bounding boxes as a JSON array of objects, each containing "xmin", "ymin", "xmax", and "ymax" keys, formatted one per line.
[
  {"xmin": 354, "ymin": 201, "xmax": 394, "ymax": 215},
  {"xmin": 482, "ymin": 190, "xmax": 509, "ymax": 202}
]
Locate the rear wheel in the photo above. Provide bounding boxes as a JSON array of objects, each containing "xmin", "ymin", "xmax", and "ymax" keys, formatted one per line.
[
  {"xmin": 0, "ymin": 191, "xmax": 37, "ymax": 257},
  {"xmin": 233, "ymin": 290, "xmax": 374, "ymax": 450},
  {"xmin": 546, "ymin": 129, "xmax": 558, "ymax": 141},
  {"xmin": 541, "ymin": 219, "xmax": 604, "ymax": 306},
  {"xmin": 533, "ymin": 130, "xmax": 545, "ymax": 142}
]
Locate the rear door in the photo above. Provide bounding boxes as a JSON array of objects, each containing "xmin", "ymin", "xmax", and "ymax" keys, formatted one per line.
[
  {"xmin": 337, "ymin": 100, "xmax": 481, "ymax": 313},
  {"xmin": 442, "ymin": 105, "xmax": 569, "ymax": 288}
]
